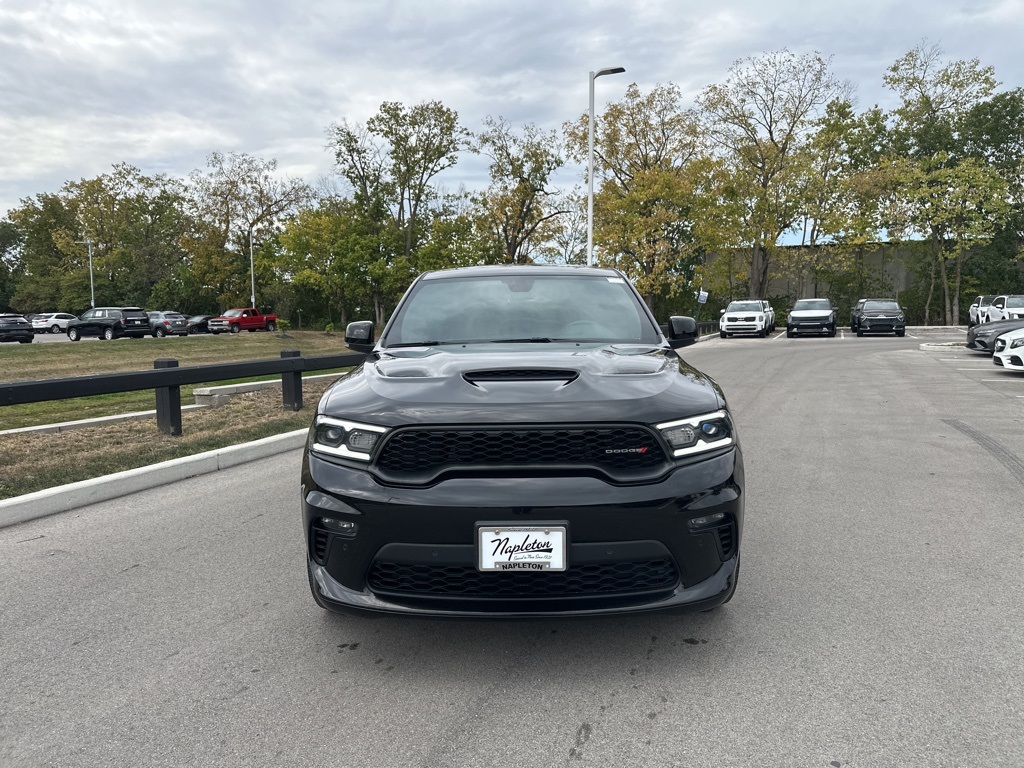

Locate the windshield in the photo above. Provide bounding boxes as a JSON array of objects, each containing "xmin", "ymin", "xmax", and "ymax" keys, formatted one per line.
[
  {"xmin": 223, "ymin": 309, "xmax": 243, "ymax": 317},
  {"xmin": 1006, "ymin": 297, "xmax": 1024, "ymax": 308},
  {"xmin": 725, "ymin": 301, "xmax": 763, "ymax": 313},
  {"xmin": 382, "ymin": 273, "xmax": 659, "ymax": 346},
  {"xmin": 792, "ymin": 300, "xmax": 831, "ymax": 311},
  {"xmin": 863, "ymin": 301, "xmax": 900, "ymax": 312}
]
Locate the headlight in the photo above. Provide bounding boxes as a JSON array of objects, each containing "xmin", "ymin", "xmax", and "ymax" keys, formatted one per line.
[
  {"xmin": 310, "ymin": 415, "xmax": 388, "ymax": 461},
  {"xmin": 1011, "ymin": 338, "xmax": 1024, "ymax": 349},
  {"xmin": 976, "ymin": 328, "xmax": 996, "ymax": 337},
  {"xmin": 897, "ymin": 315, "xmax": 905, "ymax": 322},
  {"xmin": 656, "ymin": 410, "xmax": 734, "ymax": 458}
]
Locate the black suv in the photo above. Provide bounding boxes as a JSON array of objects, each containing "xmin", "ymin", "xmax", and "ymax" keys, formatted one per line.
[
  {"xmin": 0, "ymin": 314, "xmax": 34, "ymax": 344},
  {"xmin": 66, "ymin": 307, "xmax": 151, "ymax": 340},
  {"xmin": 851, "ymin": 299, "xmax": 906, "ymax": 337},
  {"xmin": 302, "ymin": 265, "xmax": 744, "ymax": 618}
]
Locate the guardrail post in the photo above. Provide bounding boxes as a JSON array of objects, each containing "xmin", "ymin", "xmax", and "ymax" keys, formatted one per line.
[
  {"xmin": 281, "ymin": 350, "xmax": 302, "ymax": 411},
  {"xmin": 154, "ymin": 359, "xmax": 182, "ymax": 436}
]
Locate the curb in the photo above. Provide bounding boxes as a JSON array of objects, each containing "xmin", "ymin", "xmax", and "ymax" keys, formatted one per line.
[{"xmin": 0, "ymin": 429, "xmax": 308, "ymax": 529}]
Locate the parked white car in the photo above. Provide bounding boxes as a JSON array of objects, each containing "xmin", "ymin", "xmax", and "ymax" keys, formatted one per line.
[
  {"xmin": 985, "ymin": 295, "xmax": 1024, "ymax": 323},
  {"xmin": 992, "ymin": 327, "xmax": 1024, "ymax": 371},
  {"xmin": 720, "ymin": 300, "xmax": 770, "ymax": 338},
  {"xmin": 31, "ymin": 312, "xmax": 78, "ymax": 334},
  {"xmin": 760, "ymin": 301, "xmax": 776, "ymax": 332},
  {"xmin": 969, "ymin": 295, "xmax": 995, "ymax": 326}
]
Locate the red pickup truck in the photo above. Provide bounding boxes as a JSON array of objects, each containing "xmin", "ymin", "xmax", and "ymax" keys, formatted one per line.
[{"xmin": 207, "ymin": 308, "xmax": 278, "ymax": 334}]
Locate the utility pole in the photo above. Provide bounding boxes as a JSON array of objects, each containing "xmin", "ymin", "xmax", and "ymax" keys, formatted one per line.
[{"xmin": 75, "ymin": 238, "xmax": 95, "ymax": 308}]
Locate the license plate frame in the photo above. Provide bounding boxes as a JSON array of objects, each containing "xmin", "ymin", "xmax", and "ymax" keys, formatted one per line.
[{"xmin": 476, "ymin": 524, "xmax": 567, "ymax": 572}]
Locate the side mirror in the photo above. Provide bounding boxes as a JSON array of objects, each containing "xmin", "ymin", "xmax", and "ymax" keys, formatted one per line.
[
  {"xmin": 719, "ymin": 309, "xmax": 725, "ymax": 315},
  {"xmin": 666, "ymin": 316, "xmax": 698, "ymax": 349},
  {"xmin": 345, "ymin": 320, "xmax": 375, "ymax": 353}
]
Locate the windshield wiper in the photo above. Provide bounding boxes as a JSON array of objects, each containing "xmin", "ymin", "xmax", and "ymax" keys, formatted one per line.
[
  {"xmin": 384, "ymin": 340, "xmax": 446, "ymax": 348},
  {"xmin": 487, "ymin": 338, "xmax": 554, "ymax": 343}
]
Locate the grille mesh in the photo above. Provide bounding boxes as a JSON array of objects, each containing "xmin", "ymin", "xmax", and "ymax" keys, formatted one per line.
[
  {"xmin": 368, "ymin": 558, "xmax": 678, "ymax": 598},
  {"xmin": 375, "ymin": 427, "xmax": 665, "ymax": 473}
]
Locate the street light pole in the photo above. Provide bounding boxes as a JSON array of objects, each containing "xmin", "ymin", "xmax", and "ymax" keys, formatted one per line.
[
  {"xmin": 75, "ymin": 238, "xmax": 95, "ymax": 308},
  {"xmin": 587, "ymin": 66, "xmax": 625, "ymax": 267},
  {"xmin": 248, "ymin": 225, "xmax": 256, "ymax": 308}
]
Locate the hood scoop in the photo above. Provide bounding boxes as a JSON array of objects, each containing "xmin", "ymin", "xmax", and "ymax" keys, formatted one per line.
[{"xmin": 463, "ymin": 368, "xmax": 579, "ymax": 385}]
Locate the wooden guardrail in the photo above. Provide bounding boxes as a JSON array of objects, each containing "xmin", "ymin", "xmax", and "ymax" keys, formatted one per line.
[{"xmin": 0, "ymin": 350, "xmax": 367, "ymax": 436}]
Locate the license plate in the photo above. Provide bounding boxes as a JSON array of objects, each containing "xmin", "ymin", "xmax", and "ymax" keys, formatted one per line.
[{"xmin": 477, "ymin": 525, "xmax": 567, "ymax": 572}]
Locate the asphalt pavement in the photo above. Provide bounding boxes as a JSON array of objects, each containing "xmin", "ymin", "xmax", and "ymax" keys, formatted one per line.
[{"xmin": 2, "ymin": 328, "xmax": 1022, "ymax": 767}]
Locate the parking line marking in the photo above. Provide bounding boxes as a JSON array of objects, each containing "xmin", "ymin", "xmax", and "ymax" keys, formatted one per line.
[
  {"xmin": 982, "ymin": 378, "xmax": 1024, "ymax": 382},
  {"xmin": 958, "ymin": 368, "xmax": 995, "ymax": 371}
]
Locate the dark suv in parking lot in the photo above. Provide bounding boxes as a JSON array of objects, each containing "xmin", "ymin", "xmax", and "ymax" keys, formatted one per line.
[
  {"xmin": 302, "ymin": 265, "xmax": 744, "ymax": 619},
  {"xmin": 851, "ymin": 299, "xmax": 906, "ymax": 337},
  {"xmin": 66, "ymin": 307, "xmax": 151, "ymax": 341}
]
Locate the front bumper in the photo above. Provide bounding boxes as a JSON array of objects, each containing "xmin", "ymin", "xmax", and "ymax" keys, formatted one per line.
[
  {"xmin": 301, "ymin": 447, "xmax": 744, "ymax": 618},
  {"xmin": 857, "ymin": 318, "xmax": 905, "ymax": 334},
  {"xmin": 787, "ymin": 318, "xmax": 833, "ymax": 334}
]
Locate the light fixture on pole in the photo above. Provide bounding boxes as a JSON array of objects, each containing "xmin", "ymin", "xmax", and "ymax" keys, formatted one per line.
[
  {"xmin": 587, "ymin": 66, "xmax": 625, "ymax": 267},
  {"xmin": 75, "ymin": 237, "xmax": 95, "ymax": 308}
]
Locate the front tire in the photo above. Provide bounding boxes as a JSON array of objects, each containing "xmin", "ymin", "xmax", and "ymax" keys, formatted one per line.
[
  {"xmin": 856, "ymin": 330, "xmax": 864, "ymax": 337},
  {"xmin": 230, "ymin": 323, "xmax": 240, "ymax": 334},
  {"xmin": 758, "ymin": 328, "xmax": 767, "ymax": 338},
  {"xmin": 828, "ymin": 324, "xmax": 836, "ymax": 337},
  {"xmin": 896, "ymin": 330, "xmax": 906, "ymax": 337},
  {"xmin": 720, "ymin": 330, "xmax": 727, "ymax": 339}
]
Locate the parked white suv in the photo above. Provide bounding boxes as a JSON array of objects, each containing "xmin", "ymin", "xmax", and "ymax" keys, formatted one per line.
[
  {"xmin": 720, "ymin": 300, "xmax": 770, "ymax": 338},
  {"xmin": 760, "ymin": 301, "xmax": 776, "ymax": 333},
  {"xmin": 986, "ymin": 295, "xmax": 1024, "ymax": 323},
  {"xmin": 969, "ymin": 295, "xmax": 995, "ymax": 326}
]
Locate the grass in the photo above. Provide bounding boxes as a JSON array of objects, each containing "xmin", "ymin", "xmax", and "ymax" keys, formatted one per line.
[
  {"xmin": 0, "ymin": 330, "xmax": 354, "ymax": 428},
  {"xmin": 0, "ymin": 331, "xmax": 358, "ymax": 500},
  {"xmin": 0, "ymin": 383, "xmax": 336, "ymax": 500}
]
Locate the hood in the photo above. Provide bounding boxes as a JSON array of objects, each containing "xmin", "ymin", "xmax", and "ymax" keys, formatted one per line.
[{"xmin": 319, "ymin": 343, "xmax": 725, "ymax": 426}]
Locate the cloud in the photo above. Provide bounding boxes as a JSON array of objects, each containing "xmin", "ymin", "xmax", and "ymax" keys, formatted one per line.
[{"xmin": 2, "ymin": 0, "xmax": 1023, "ymax": 216}]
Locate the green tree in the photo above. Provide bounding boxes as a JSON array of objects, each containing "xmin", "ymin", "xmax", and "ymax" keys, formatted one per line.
[
  {"xmin": 697, "ymin": 50, "xmax": 848, "ymax": 299},
  {"xmin": 472, "ymin": 116, "xmax": 566, "ymax": 264}
]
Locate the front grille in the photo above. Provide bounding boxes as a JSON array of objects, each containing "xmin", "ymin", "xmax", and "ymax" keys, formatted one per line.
[
  {"xmin": 368, "ymin": 558, "xmax": 678, "ymax": 598},
  {"xmin": 375, "ymin": 426, "xmax": 666, "ymax": 474}
]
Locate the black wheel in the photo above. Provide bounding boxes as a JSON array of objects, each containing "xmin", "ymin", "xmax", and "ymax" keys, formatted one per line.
[
  {"xmin": 230, "ymin": 323, "xmax": 241, "ymax": 334},
  {"xmin": 68, "ymin": 328, "xmax": 80, "ymax": 341},
  {"xmin": 19, "ymin": 338, "xmax": 32, "ymax": 344},
  {"xmin": 154, "ymin": 327, "xmax": 166, "ymax": 338},
  {"xmin": 856, "ymin": 330, "xmax": 864, "ymax": 337},
  {"xmin": 50, "ymin": 324, "xmax": 60, "ymax": 333},
  {"xmin": 720, "ymin": 330, "xmax": 727, "ymax": 339},
  {"xmin": 786, "ymin": 329, "xmax": 795, "ymax": 338},
  {"xmin": 896, "ymin": 330, "xmax": 905, "ymax": 337},
  {"xmin": 187, "ymin": 326, "xmax": 196, "ymax": 335},
  {"xmin": 212, "ymin": 331, "xmax": 221, "ymax": 335},
  {"xmin": 266, "ymin": 321, "xmax": 276, "ymax": 332},
  {"xmin": 828, "ymin": 324, "xmax": 836, "ymax": 337},
  {"xmin": 758, "ymin": 328, "xmax": 767, "ymax": 338},
  {"xmin": 102, "ymin": 327, "xmax": 115, "ymax": 341}
]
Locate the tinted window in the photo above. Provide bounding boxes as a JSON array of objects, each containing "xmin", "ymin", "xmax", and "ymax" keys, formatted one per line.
[
  {"xmin": 385, "ymin": 274, "xmax": 657, "ymax": 345},
  {"xmin": 863, "ymin": 301, "xmax": 900, "ymax": 312},
  {"xmin": 726, "ymin": 302, "xmax": 763, "ymax": 312},
  {"xmin": 793, "ymin": 300, "xmax": 831, "ymax": 310}
]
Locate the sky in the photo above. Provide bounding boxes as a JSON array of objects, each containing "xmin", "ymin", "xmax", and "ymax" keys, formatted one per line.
[{"xmin": 2, "ymin": 0, "xmax": 1023, "ymax": 220}]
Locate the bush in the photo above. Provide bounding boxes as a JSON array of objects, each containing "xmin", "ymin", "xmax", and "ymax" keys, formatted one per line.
[{"xmin": 324, "ymin": 322, "xmax": 335, "ymax": 334}]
